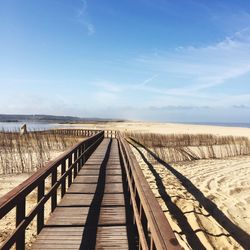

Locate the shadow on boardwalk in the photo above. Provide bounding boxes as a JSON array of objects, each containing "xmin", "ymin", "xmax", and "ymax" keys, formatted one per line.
[{"xmin": 130, "ymin": 138, "xmax": 250, "ymax": 250}]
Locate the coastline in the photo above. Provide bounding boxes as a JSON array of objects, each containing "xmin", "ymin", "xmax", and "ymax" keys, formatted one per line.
[{"xmin": 58, "ymin": 121, "xmax": 250, "ymax": 138}]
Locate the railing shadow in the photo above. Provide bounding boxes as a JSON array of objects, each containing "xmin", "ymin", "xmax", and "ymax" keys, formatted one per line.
[
  {"xmin": 130, "ymin": 143, "xmax": 206, "ymax": 249},
  {"xmin": 130, "ymin": 138, "xmax": 250, "ymax": 249},
  {"xmin": 79, "ymin": 140, "xmax": 112, "ymax": 249}
]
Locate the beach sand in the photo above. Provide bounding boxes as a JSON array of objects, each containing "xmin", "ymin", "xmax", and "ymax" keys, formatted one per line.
[
  {"xmin": 133, "ymin": 147, "xmax": 250, "ymax": 249},
  {"xmin": 64, "ymin": 121, "xmax": 250, "ymax": 248},
  {"xmin": 1, "ymin": 121, "xmax": 250, "ymax": 248},
  {"xmin": 0, "ymin": 152, "xmax": 62, "ymax": 249},
  {"xmin": 62, "ymin": 121, "xmax": 250, "ymax": 138},
  {"xmin": 65, "ymin": 121, "xmax": 250, "ymax": 248}
]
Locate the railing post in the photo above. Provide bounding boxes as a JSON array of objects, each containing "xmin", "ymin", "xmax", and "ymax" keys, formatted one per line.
[
  {"xmin": 37, "ymin": 180, "xmax": 45, "ymax": 234},
  {"xmin": 61, "ymin": 160, "xmax": 66, "ymax": 197},
  {"xmin": 51, "ymin": 169, "xmax": 57, "ymax": 212},
  {"xmin": 78, "ymin": 145, "xmax": 84, "ymax": 171},
  {"xmin": 82, "ymin": 144, "xmax": 86, "ymax": 165},
  {"xmin": 68, "ymin": 154, "xmax": 72, "ymax": 187},
  {"xmin": 16, "ymin": 197, "xmax": 25, "ymax": 250},
  {"xmin": 140, "ymin": 203, "xmax": 149, "ymax": 244},
  {"xmin": 74, "ymin": 150, "xmax": 78, "ymax": 178}
]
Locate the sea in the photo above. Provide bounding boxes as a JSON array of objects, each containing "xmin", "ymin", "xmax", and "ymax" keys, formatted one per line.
[
  {"xmin": 0, "ymin": 121, "xmax": 250, "ymax": 132},
  {"xmin": 0, "ymin": 122, "xmax": 60, "ymax": 132}
]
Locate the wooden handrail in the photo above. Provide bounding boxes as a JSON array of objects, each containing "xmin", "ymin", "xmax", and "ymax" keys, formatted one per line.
[
  {"xmin": 0, "ymin": 129, "xmax": 117, "ymax": 138},
  {"xmin": 0, "ymin": 131, "xmax": 104, "ymax": 250},
  {"xmin": 47, "ymin": 129, "xmax": 117, "ymax": 138},
  {"xmin": 118, "ymin": 132, "xmax": 181, "ymax": 250}
]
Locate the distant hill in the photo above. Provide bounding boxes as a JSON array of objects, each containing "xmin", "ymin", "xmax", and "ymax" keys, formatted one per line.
[{"xmin": 0, "ymin": 114, "xmax": 125, "ymax": 123}]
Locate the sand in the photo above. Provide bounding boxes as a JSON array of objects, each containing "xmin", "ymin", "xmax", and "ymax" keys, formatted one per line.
[
  {"xmin": 131, "ymin": 145, "xmax": 250, "ymax": 249},
  {"xmin": 62, "ymin": 121, "xmax": 250, "ymax": 138},
  {"xmin": 1, "ymin": 121, "xmax": 250, "ymax": 249},
  {"xmin": 0, "ymin": 152, "xmax": 62, "ymax": 249},
  {"xmin": 64, "ymin": 121, "xmax": 250, "ymax": 249}
]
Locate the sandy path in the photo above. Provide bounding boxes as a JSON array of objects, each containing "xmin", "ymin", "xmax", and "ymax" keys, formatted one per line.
[{"xmin": 131, "ymin": 145, "xmax": 250, "ymax": 249}]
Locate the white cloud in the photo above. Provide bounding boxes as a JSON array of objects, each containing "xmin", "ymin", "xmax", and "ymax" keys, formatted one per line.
[
  {"xmin": 134, "ymin": 27, "xmax": 250, "ymax": 97},
  {"xmin": 77, "ymin": 0, "xmax": 95, "ymax": 35},
  {"xmin": 90, "ymin": 27, "xmax": 250, "ymax": 111}
]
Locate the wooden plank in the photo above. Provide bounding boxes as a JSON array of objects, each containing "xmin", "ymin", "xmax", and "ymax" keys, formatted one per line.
[
  {"xmin": 98, "ymin": 207, "xmax": 126, "ymax": 225},
  {"xmin": 102, "ymin": 194, "xmax": 125, "ymax": 206},
  {"xmin": 104, "ymin": 183, "xmax": 123, "ymax": 193},
  {"xmin": 67, "ymin": 183, "xmax": 97, "ymax": 194},
  {"xmin": 106, "ymin": 169, "xmax": 122, "ymax": 175},
  {"xmin": 106, "ymin": 164, "xmax": 122, "ymax": 170},
  {"xmin": 96, "ymin": 226, "xmax": 128, "ymax": 250},
  {"xmin": 39, "ymin": 227, "xmax": 84, "ymax": 235},
  {"xmin": 74, "ymin": 175, "xmax": 99, "ymax": 183},
  {"xmin": 46, "ymin": 207, "xmax": 89, "ymax": 226},
  {"xmin": 58, "ymin": 193, "xmax": 94, "ymax": 206},
  {"xmin": 81, "ymin": 164, "xmax": 102, "ymax": 169},
  {"xmin": 106, "ymin": 175, "xmax": 122, "ymax": 183},
  {"xmin": 78, "ymin": 169, "xmax": 100, "ymax": 175}
]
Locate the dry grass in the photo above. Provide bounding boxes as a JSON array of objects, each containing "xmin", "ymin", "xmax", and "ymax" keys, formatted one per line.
[
  {"xmin": 0, "ymin": 130, "xmax": 81, "ymax": 174},
  {"xmin": 127, "ymin": 132, "xmax": 250, "ymax": 163}
]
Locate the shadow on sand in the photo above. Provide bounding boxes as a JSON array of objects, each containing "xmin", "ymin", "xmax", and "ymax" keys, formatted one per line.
[
  {"xmin": 130, "ymin": 142, "xmax": 206, "ymax": 249},
  {"xmin": 130, "ymin": 138, "xmax": 250, "ymax": 249}
]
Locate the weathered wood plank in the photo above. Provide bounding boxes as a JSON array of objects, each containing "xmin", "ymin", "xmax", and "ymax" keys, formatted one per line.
[
  {"xmin": 96, "ymin": 226, "xmax": 128, "ymax": 250},
  {"xmin": 67, "ymin": 183, "xmax": 97, "ymax": 194},
  {"xmin": 102, "ymin": 193, "xmax": 125, "ymax": 206},
  {"xmin": 104, "ymin": 183, "xmax": 123, "ymax": 193},
  {"xmin": 98, "ymin": 207, "xmax": 126, "ymax": 225},
  {"xmin": 74, "ymin": 175, "xmax": 99, "ymax": 183},
  {"xmin": 58, "ymin": 193, "xmax": 94, "ymax": 206},
  {"xmin": 106, "ymin": 169, "xmax": 122, "ymax": 175},
  {"xmin": 46, "ymin": 206, "xmax": 89, "ymax": 226},
  {"xmin": 78, "ymin": 169, "xmax": 100, "ymax": 175}
]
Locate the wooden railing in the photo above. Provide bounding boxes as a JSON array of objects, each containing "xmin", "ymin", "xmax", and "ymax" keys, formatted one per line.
[
  {"xmin": 47, "ymin": 129, "xmax": 117, "ymax": 138},
  {"xmin": 0, "ymin": 131, "xmax": 104, "ymax": 250},
  {"xmin": 118, "ymin": 133, "xmax": 181, "ymax": 250},
  {"xmin": 1, "ymin": 128, "xmax": 117, "ymax": 138}
]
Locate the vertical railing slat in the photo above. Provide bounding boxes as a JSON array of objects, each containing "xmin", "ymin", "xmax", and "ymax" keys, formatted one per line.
[
  {"xmin": 16, "ymin": 197, "xmax": 25, "ymax": 250},
  {"xmin": 68, "ymin": 154, "xmax": 73, "ymax": 187},
  {"xmin": 61, "ymin": 160, "xmax": 66, "ymax": 197},
  {"xmin": 74, "ymin": 150, "xmax": 78, "ymax": 178},
  {"xmin": 37, "ymin": 180, "xmax": 45, "ymax": 234},
  {"xmin": 51, "ymin": 169, "xmax": 57, "ymax": 212}
]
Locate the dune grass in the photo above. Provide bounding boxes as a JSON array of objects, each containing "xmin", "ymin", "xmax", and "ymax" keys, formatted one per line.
[
  {"xmin": 127, "ymin": 132, "xmax": 250, "ymax": 163},
  {"xmin": 0, "ymin": 130, "xmax": 81, "ymax": 174}
]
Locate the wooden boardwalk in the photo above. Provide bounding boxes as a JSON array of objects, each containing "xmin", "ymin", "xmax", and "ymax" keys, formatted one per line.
[
  {"xmin": 31, "ymin": 139, "xmax": 133, "ymax": 249},
  {"xmin": 0, "ymin": 130, "xmax": 180, "ymax": 250}
]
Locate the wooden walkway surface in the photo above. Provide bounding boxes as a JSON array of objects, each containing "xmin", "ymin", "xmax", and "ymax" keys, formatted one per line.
[
  {"xmin": 31, "ymin": 138, "xmax": 132, "ymax": 249},
  {"xmin": 0, "ymin": 130, "xmax": 181, "ymax": 250}
]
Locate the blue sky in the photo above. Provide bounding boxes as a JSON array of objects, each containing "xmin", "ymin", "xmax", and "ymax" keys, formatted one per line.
[{"xmin": 1, "ymin": 0, "xmax": 250, "ymax": 122}]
